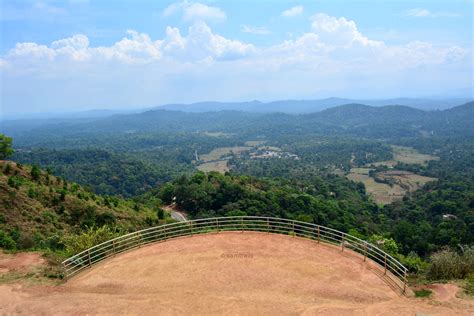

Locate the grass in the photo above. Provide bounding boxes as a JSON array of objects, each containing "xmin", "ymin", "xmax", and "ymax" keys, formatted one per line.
[
  {"xmin": 203, "ymin": 131, "xmax": 231, "ymax": 137},
  {"xmin": 346, "ymin": 172, "xmax": 405, "ymax": 205},
  {"xmin": 199, "ymin": 146, "xmax": 252, "ymax": 162},
  {"xmin": 464, "ymin": 273, "xmax": 474, "ymax": 296},
  {"xmin": 414, "ymin": 289, "xmax": 433, "ymax": 298},
  {"xmin": 370, "ymin": 145, "xmax": 439, "ymax": 167},
  {"xmin": 392, "ymin": 145, "xmax": 439, "ymax": 165},
  {"xmin": 244, "ymin": 140, "xmax": 266, "ymax": 147},
  {"xmin": 197, "ymin": 161, "xmax": 229, "ymax": 173}
]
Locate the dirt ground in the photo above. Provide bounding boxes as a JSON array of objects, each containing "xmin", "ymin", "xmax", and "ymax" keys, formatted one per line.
[{"xmin": 1, "ymin": 232, "xmax": 473, "ymax": 315}]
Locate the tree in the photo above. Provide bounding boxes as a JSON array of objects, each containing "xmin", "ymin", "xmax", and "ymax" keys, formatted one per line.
[
  {"xmin": 0, "ymin": 134, "xmax": 13, "ymax": 160},
  {"xmin": 31, "ymin": 165, "xmax": 41, "ymax": 181}
]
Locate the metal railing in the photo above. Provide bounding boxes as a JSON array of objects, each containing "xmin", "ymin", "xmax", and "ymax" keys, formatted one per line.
[{"xmin": 62, "ymin": 216, "xmax": 408, "ymax": 294}]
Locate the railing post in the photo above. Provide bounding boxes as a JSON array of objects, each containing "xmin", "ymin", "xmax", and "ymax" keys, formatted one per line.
[
  {"xmin": 267, "ymin": 218, "xmax": 270, "ymax": 233},
  {"xmin": 216, "ymin": 218, "xmax": 219, "ymax": 233},
  {"xmin": 403, "ymin": 269, "xmax": 407, "ymax": 294},
  {"xmin": 384, "ymin": 253, "xmax": 387, "ymax": 275},
  {"xmin": 62, "ymin": 263, "xmax": 68, "ymax": 281},
  {"xmin": 341, "ymin": 234, "xmax": 345, "ymax": 252},
  {"xmin": 292, "ymin": 221, "xmax": 295, "ymax": 237},
  {"xmin": 112, "ymin": 240, "xmax": 116, "ymax": 255},
  {"xmin": 317, "ymin": 226, "xmax": 320, "ymax": 243},
  {"xmin": 190, "ymin": 222, "xmax": 194, "ymax": 236},
  {"xmin": 363, "ymin": 243, "xmax": 367, "ymax": 262},
  {"xmin": 87, "ymin": 249, "xmax": 91, "ymax": 267},
  {"xmin": 241, "ymin": 217, "xmax": 244, "ymax": 233}
]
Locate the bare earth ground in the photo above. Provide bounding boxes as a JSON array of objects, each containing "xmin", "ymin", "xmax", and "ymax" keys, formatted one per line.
[{"xmin": 1, "ymin": 233, "xmax": 473, "ymax": 315}]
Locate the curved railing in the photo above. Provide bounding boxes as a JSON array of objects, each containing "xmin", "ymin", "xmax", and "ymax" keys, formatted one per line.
[{"xmin": 62, "ymin": 216, "xmax": 408, "ymax": 294}]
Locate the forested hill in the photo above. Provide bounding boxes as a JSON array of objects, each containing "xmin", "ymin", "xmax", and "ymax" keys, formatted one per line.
[
  {"xmin": 306, "ymin": 104, "xmax": 427, "ymax": 125},
  {"xmin": 156, "ymin": 97, "xmax": 472, "ymax": 113},
  {"xmin": 3, "ymin": 102, "xmax": 473, "ymax": 145},
  {"xmin": 0, "ymin": 161, "xmax": 164, "ymax": 251}
]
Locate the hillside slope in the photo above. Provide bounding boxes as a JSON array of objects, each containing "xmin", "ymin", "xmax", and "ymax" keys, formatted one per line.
[{"xmin": 0, "ymin": 161, "xmax": 161, "ymax": 250}]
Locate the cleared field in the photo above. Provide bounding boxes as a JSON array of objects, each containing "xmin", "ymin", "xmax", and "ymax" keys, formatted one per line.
[
  {"xmin": 377, "ymin": 170, "xmax": 436, "ymax": 192},
  {"xmin": 199, "ymin": 146, "xmax": 252, "ymax": 162},
  {"xmin": 2, "ymin": 233, "xmax": 471, "ymax": 315},
  {"xmin": 203, "ymin": 131, "xmax": 231, "ymax": 137},
  {"xmin": 197, "ymin": 160, "xmax": 229, "ymax": 173},
  {"xmin": 346, "ymin": 172, "xmax": 405, "ymax": 205},
  {"xmin": 346, "ymin": 168, "xmax": 437, "ymax": 205},
  {"xmin": 244, "ymin": 140, "xmax": 266, "ymax": 146},
  {"xmin": 372, "ymin": 145, "xmax": 439, "ymax": 167}
]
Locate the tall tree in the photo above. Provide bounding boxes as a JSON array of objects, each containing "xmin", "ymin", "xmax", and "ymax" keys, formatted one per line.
[{"xmin": 0, "ymin": 134, "xmax": 13, "ymax": 160}]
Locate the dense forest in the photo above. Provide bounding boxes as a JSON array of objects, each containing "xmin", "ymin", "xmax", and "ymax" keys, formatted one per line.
[{"xmin": 1, "ymin": 101, "xmax": 473, "ymax": 282}]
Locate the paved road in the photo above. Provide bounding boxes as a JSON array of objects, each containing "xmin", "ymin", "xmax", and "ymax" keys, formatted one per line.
[{"xmin": 171, "ymin": 211, "xmax": 187, "ymax": 222}]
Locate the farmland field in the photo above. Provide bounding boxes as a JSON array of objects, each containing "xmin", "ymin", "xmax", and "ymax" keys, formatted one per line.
[
  {"xmin": 199, "ymin": 146, "xmax": 252, "ymax": 162},
  {"xmin": 346, "ymin": 168, "xmax": 436, "ymax": 205},
  {"xmin": 370, "ymin": 145, "xmax": 439, "ymax": 167},
  {"xmin": 197, "ymin": 160, "xmax": 230, "ymax": 173},
  {"xmin": 346, "ymin": 169, "xmax": 405, "ymax": 205}
]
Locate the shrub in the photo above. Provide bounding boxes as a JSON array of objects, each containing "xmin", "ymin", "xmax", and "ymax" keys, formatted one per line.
[
  {"xmin": 96, "ymin": 212, "xmax": 116, "ymax": 226},
  {"xmin": 28, "ymin": 187, "xmax": 37, "ymax": 198},
  {"xmin": 157, "ymin": 208, "xmax": 165, "ymax": 220},
  {"xmin": 31, "ymin": 165, "xmax": 41, "ymax": 181},
  {"xmin": 0, "ymin": 229, "xmax": 16, "ymax": 250},
  {"xmin": 414, "ymin": 289, "xmax": 432, "ymax": 298},
  {"xmin": 62, "ymin": 225, "xmax": 121, "ymax": 256},
  {"xmin": 399, "ymin": 251, "xmax": 429, "ymax": 274},
  {"xmin": 465, "ymin": 273, "xmax": 474, "ymax": 296},
  {"xmin": 427, "ymin": 247, "xmax": 474, "ymax": 280}
]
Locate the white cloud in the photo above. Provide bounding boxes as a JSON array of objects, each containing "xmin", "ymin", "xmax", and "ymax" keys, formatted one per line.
[
  {"xmin": 405, "ymin": 8, "xmax": 461, "ymax": 18},
  {"xmin": 163, "ymin": 1, "xmax": 226, "ymax": 22},
  {"xmin": 310, "ymin": 13, "xmax": 383, "ymax": 48},
  {"xmin": 1, "ymin": 13, "xmax": 470, "ymax": 114},
  {"xmin": 241, "ymin": 25, "xmax": 270, "ymax": 35},
  {"xmin": 281, "ymin": 5, "xmax": 303, "ymax": 18}
]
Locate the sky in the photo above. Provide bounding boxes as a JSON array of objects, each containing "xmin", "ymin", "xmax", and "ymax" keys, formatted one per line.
[{"xmin": 0, "ymin": 0, "xmax": 473, "ymax": 115}]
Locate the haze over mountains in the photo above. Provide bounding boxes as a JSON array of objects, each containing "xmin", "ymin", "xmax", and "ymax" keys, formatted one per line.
[
  {"xmin": 155, "ymin": 97, "xmax": 473, "ymax": 113},
  {"xmin": 2, "ymin": 101, "xmax": 473, "ymax": 147},
  {"xmin": 2, "ymin": 97, "xmax": 472, "ymax": 121}
]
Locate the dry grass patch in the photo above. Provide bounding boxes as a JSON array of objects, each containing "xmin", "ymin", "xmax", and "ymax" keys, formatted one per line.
[
  {"xmin": 197, "ymin": 161, "xmax": 229, "ymax": 173},
  {"xmin": 199, "ymin": 146, "xmax": 252, "ymax": 162}
]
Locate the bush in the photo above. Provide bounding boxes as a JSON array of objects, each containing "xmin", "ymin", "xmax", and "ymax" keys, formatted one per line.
[
  {"xmin": 62, "ymin": 225, "xmax": 121, "ymax": 256},
  {"xmin": 427, "ymin": 246, "xmax": 474, "ymax": 280},
  {"xmin": 399, "ymin": 251, "xmax": 429, "ymax": 274},
  {"xmin": 0, "ymin": 229, "xmax": 16, "ymax": 250},
  {"xmin": 31, "ymin": 165, "xmax": 41, "ymax": 181},
  {"xmin": 465, "ymin": 273, "xmax": 474, "ymax": 295}
]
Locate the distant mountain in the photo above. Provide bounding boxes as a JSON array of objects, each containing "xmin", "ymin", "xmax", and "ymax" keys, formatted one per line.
[
  {"xmin": 155, "ymin": 97, "xmax": 473, "ymax": 113},
  {"xmin": 309, "ymin": 104, "xmax": 428, "ymax": 126},
  {"xmin": 2, "ymin": 102, "xmax": 473, "ymax": 146}
]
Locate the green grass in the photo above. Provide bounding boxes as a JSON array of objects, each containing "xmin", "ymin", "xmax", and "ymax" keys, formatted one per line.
[
  {"xmin": 464, "ymin": 273, "xmax": 474, "ymax": 296},
  {"xmin": 414, "ymin": 289, "xmax": 433, "ymax": 298}
]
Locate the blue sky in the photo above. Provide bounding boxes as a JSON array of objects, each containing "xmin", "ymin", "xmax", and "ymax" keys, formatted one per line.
[{"xmin": 0, "ymin": 0, "xmax": 472, "ymax": 115}]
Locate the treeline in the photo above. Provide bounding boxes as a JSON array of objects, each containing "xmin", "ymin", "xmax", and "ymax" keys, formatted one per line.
[{"xmin": 156, "ymin": 171, "xmax": 377, "ymax": 233}]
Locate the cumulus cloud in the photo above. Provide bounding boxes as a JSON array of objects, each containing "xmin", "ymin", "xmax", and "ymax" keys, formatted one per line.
[
  {"xmin": 163, "ymin": 1, "xmax": 226, "ymax": 22},
  {"xmin": 3, "ymin": 14, "xmax": 466, "ymax": 70},
  {"xmin": 405, "ymin": 8, "xmax": 461, "ymax": 18},
  {"xmin": 1, "ymin": 13, "xmax": 470, "ymax": 114},
  {"xmin": 281, "ymin": 6, "xmax": 303, "ymax": 18},
  {"xmin": 310, "ymin": 13, "xmax": 383, "ymax": 48},
  {"xmin": 241, "ymin": 25, "xmax": 270, "ymax": 35}
]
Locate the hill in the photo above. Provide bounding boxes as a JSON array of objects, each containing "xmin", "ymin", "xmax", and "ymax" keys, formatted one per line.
[
  {"xmin": 0, "ymin": 161, "xmax": 164, "ymax": 251},
  {"xmin": 155, "ymin": 97, "xmax": 472, "ymax": 113}
]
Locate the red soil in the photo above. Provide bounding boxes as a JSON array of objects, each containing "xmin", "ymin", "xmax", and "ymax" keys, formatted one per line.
[{"xmin": 1, "ymin": 232, "xmax": 473, "ymax": 315}]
